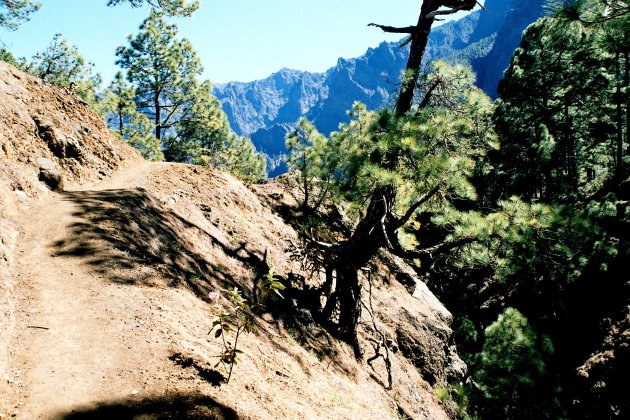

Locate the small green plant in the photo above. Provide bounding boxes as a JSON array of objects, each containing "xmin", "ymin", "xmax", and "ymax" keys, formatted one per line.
[
  {"xmin": 433, "ymin": 383, "xmax": 475, "ymax": 420},
  {"xmin": 227, "ymin": 232, "xmax": 240, "ymax": 246},
  {"xmin": 208, "ymin": 288, "xmax": 255, "ymax": 384},
  {"xmin": 253, "ymin": 266, "xmax": 285, "ymax": 305},
  {"xmin": 208, "ymin": 270, "xmax": 284, "ymax": 384},
  {"xmin": 330, "ymin": 391, "xmax": 353, "ymax": 411},
  {"xmin": 434, "ymin": 384, "xmax": 450, "ymax": 402}
]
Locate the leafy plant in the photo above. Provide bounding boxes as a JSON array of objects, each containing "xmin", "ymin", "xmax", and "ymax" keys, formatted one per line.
[
  {"xmin": 208, "ymin": 288, "xmax": 255, "ymax": 384},
  {"xmin": 253, "ymin": 265, "xmax": 285, "ymax": 305},
  {"xmin": 208, "ymin": 271, "xmax": 284, "ymax": 384}
]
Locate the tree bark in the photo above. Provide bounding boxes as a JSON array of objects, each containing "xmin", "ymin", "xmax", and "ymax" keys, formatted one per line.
[
  {"xmin": 616, "ymin": 52, "xmax": 623, "ymax": 179},
  {"xmin": 395, "ymin": 1, "xmax": 440, "ymax": 116},
  {"xmin": 624, "ymin": 52, "xmax": 629, "ymax": 170},
  {"xmin": 370, "ymin": 0, "xmax": 477, "ymax": 116},
  {"xmin": 154, "ymin": 92, "xmax": 161, "ymax": 141},
  {"xmin": 314, "ymin": 185, "xmax": 397, "ymax": 354}
]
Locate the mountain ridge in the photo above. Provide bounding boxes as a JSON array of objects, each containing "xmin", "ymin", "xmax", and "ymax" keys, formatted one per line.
[{"xmin": 215, "ymin": 0, "xmax": 546, "ymax": 176}]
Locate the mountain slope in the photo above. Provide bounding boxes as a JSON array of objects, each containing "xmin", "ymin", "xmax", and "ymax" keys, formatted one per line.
[
  {"xmin": 0, "ymin": 60, "xmax": 464, "ymax": 419},
  {"xmin": 214, "ymin": 0, "xmax": 546, "ymax": 175}
]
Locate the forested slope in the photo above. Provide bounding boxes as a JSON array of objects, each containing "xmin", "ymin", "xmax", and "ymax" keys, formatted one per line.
[{"xmin": 0, "ymin": 59, "xmax": 463, "ymax": 419}]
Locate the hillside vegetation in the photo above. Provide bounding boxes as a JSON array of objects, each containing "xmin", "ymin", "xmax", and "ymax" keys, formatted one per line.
[
  {"xmin": 1, "ymin": 0, "xmax": 628, "ymax": 419},
  {"xmin": 0, "ymin": 60, "xmax": 462, "ymax": 419}
]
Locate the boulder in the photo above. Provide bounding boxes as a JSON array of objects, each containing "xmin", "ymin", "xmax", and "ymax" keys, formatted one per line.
[
  {"xmin": 39, "ymin": 168, "xmax": 64, "ymax": 191},
  {"xmin": 36, "ymin": 157, "xmax": 56, "ymax": 171}
]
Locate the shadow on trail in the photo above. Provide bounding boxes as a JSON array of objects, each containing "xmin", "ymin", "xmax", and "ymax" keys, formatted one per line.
[
  {"xmin": 52, "ymin": 188, "xmax": 269, "ymax": 300},
  {"xmin": 53, "ymin": 187, "xmax": 356, "ymax": 377},
  {"xmin": 51, "ymin": 392, "xmax": 238, "ymax": 419}
]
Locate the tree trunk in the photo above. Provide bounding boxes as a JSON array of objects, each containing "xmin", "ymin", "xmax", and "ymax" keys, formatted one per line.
[
  {"xmin": 371, "ymin": 1, "xmax": 478, "ymax": 117},
  {"xmin": 302, "ymin": 151, "xmax": 310, "ymax": 220},
  {"xmin": 615, "ymin": 52, "xmax": 623, "ymax": 179},
  {"xmin": 395, "ymin": 1, "xmax": 438, "ymax": 116},
  {"xmin": 316, "ymin": 185, "xmax": 397, "ymax": 355},
  {"xmin": 154, "ymin": 88, "xmax": 161, "ymax": 141},
  {"xmin": 564, "ymin": 94, "xmax": 578, "ymax": 193},
  {"xmin": 625, "ymin": 52, "xmax": 629, "ymax": 168}
]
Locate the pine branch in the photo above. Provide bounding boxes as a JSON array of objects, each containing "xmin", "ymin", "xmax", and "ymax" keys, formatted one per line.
[
  {"xmin": 394, "ymin": 184, "xmax": 441, "ymax": 229},
  {"xmin": 367, "ymin": 23, "xmax": 416, "ymax": 34}
]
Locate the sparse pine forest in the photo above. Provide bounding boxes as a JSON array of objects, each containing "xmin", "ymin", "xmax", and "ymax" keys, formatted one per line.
[
  {"xmin": 284, "ymin": 1, "xmax": 629, "ymax": 418},
  {"xmin": 1, "ymin": 0, "xmax": 628, "ymax": 418},
  {"xmin": 1, "ymin": 0, "xmax": 266, "ymax": 181}
]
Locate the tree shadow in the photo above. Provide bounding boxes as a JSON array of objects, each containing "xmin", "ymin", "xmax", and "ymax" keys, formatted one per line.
[
  {"xmin": 52, "ymin": 186, "xmax": 360, "ymax": 378},
  {"xmin": 52, "ymin": 188, "xmax": 269, "ymax": 301},
  {"xmin": 51, "ymin": 392, "xmax": 238, "ymax": 420}
]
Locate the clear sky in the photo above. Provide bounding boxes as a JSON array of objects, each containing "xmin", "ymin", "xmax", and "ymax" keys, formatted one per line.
[{"xmin": 0, "ymin": 0, "xmax": 482, "ymax": 85}]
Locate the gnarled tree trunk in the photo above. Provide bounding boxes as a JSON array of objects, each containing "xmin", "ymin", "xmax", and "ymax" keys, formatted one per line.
[
  {"xmin": 313, "ymin": 185, "xmax": 397, "ymax": 353},
  {"xmin": 370, "ymin": 0, "xmax": 478, "ymax": 116}
]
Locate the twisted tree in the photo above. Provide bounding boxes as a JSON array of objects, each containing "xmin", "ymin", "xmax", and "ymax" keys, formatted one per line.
[
  {"xmin": 288, "ymin": 63, "xmax": 494, "ymax": 354},
  {"xmin": 369, "ymin": 0, "xmax": 479, "ymax": 116}
]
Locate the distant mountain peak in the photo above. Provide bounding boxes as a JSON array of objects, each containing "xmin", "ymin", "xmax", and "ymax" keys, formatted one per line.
[{"xmin": 215, "ymin": 0, "xmax": 546, "ymax": 177}]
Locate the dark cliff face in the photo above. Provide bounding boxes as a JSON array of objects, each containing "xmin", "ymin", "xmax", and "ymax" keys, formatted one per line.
[
  {"xmin": 473, "ymin": 0, "xmax": 547, "ymax": 97},
  {"xmin": 304, "ymin": 42, "xmax": 409, "ymax": 136},
  {"xmin": 215, "ymin": 0, "xmax": 545, "ymax": 175},
  {"xmin": 249, "ymin": 123, "xmax": 293, "ymax": 177}
]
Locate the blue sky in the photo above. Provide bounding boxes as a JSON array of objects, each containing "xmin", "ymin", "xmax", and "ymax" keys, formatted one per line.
[{"xmin": 0, "ymin": 0, "xmax": 482, "ymax": 85}]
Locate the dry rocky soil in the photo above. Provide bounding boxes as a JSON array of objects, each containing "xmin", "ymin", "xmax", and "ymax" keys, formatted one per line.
[{"xmin": 0, "ymin": 61, "xmax": 463, "ymax": 419}]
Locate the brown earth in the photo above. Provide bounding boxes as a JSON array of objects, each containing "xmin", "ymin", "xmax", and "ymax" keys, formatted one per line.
[{"xmin": 0, "ymin": 60, "xmax": 462, "ymax": 419}]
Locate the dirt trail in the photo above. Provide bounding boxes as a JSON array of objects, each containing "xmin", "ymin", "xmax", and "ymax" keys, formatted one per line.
[
  {"xmin": 8, "ymin": 162, "xmax": 187, "ymax": 418},
  {"xmin": 4, "ymin": 159, "xmax": 452, "ymax": 420}
]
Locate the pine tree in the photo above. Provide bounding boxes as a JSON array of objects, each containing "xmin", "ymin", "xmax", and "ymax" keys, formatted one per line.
[
  {"xmin": 474, "ymin": 308, "xmax": 558, "ymax": 420},
  {"xmin": 296, "ymin": 63, "xmax": 495, "ymax": 351},
  {"xmin": 107, "ymin": 0, "xmax": 199, "ymax": 16},
  {"xmin": 171, "ymin": 80, "xmax": 267, "ymax": 181},
  {"xmin": 100, "ymin": 71, "xmax": 163, "ymax": 161},
  {"xmin": 0, "ymin": 46, "xmax": 19, "ymax": 66},
  {"xmin": 1, "ymin": 0, "xmax": 198, "ymax": 31},
  {"xmin": 116, "ymin": 11, "xmax": 265, "ymax": 180},
  {"xmin": 286, "ymin": 118, "xmax": 336, "ymax": 219},
  {"xmin": 23, "ymin": 33, "xmax": 101, "ymax": 105},
  {"xmin": 0, "ymin": 0, "xmax": 40, "ymax": 30},
  {"xmin": 492, "ymin": 17, "xmax": 616, "ymax": 201},
  {"xmin": 208, "ymin": 134, "xmax": 267, "ymax": 183},
  {"xmin": 115, "ymin": 10, "xmax": 203, "ymax": 145}
]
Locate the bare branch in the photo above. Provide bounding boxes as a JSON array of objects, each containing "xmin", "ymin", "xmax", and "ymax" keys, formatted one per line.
[
  {"xmin": 304, "ymin": 233, "xmax": 344, "ymax": 252},
  {"xmin": 426, "ymin": 6, "xmax": 469, "ymax": 20},
  {"xmin": 418, "ymin": 81, "xmax": 441, "ymax": 109},
  {"xmin": 399, "ymin": 35, "xmax": 413, "ymax": 48},
  {"xmin": 393, "ymin": 236, "xmax": 476, "ymax": 260},
  {"xmin": 368, "ymin": 23, "xmax": 416, "ymax": 34},
  {"xmin": 394, "ymin": 184, "xmax": 441, "ymax": 229}
]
